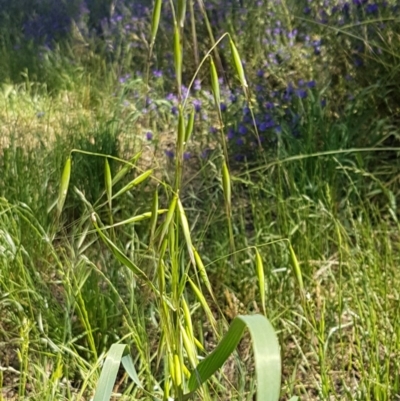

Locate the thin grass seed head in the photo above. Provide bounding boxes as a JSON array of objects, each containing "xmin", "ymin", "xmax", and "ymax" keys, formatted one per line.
[
  {"xmin": 174, "ymin": 23, "xmax": 182, "ymax": 96},
  {"xmin": 57, "ymin": 156, "xmax": 71, "ymax": 217},
  {"xmin": 150, "ymin": 0, "xmax": 162, "ymax": 46}
]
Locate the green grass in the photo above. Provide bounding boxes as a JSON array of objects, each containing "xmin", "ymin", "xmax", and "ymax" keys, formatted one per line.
[{"xmin": 1, "ymin": 1, "xmax": 400, "ymax": 400}]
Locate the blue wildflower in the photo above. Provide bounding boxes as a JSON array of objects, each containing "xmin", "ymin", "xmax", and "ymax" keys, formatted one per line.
[
  {"xmin": 201, "ymin": 148, "xmax": 211, "ymax": 159},
  {"xmin": 165, "ymin": 150, "xmax": 174, "ymax": 158},
  {"xmin": 194, "ymin": 79, "xmax": 201, "ymax": 91},
  {"xmin": 229, "ymin": 93, "xmax": 237, "ymax": 103},
  {"xmin": 365, "ymin": 4, "xmax": 379, "ymax": 14},
  {"xmin": 238, "ymin": 125, "xmax": 248, "ymax": 135},
  {"xmin": 193, "ymin": 99, "xmax": 202, "ymax": 112},
  {"xmin": 234, "ymin": 154, "xmax": 245, "ymax": 162}
]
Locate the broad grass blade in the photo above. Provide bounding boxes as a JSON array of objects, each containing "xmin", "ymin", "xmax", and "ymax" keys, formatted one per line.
[
  {"xmin": 57, "ymin": 157, "xmax": 71, "ymax": 217},
  {"xmin": 93, "ymin": 344, "xmax": 141, "ymax": 401},
  {"xmin": 121, "ymin": 352, "xmax": 142, "ymax": 388},
  {"xmin": 187, "ymin": 314, "xmax": 281, "ymax": 401}
]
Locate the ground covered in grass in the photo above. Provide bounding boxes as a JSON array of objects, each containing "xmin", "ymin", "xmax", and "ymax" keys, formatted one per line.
[{"xmin": 0, "ymin": 1, "xmax": 400, "ymax": 400}]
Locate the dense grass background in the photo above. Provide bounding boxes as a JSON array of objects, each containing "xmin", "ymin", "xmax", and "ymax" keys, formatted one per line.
[{"xmin": 0, "ymin": 0, "xmax": 400, "ymax": 400}]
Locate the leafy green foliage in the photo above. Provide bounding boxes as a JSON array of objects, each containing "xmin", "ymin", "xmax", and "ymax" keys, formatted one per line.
[{"xmin": 0, "ymin": 1, "xmax": 399, "ymax": 400}]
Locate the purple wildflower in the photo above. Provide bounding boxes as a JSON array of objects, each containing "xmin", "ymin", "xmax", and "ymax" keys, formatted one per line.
[
  {"xmin": 193, "ymin": 99, "xmax": 202, "ymax": 112},
  {"xmin": 238, "ymin": 125, "xmax": 248, "ymax": 135},
  {"xmin": 194, "ymin": 79, "xmax": 201, "ymax": 91},
  {"xmin": 227, "ymin": 127, "xmax": 235, "ymax": 140},
  {"xmin": 296, "ymin": 89, "xmax": 308, "ymax": 99},
  {"xmin": 365, "ymin": 4, "xmax": 379, "ymax": 14},
  {"xmin": 165, "ymin": 150, "xmax": 174, "ymax": 159}
]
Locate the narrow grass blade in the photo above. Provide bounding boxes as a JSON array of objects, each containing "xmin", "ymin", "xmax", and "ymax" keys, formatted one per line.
[
  {"xmin": 222, "ymin": 160, "xmax": 234, "ymax": 252},
  {"xmin": 177, "ymin": 0, "xmax": 187, "ymax": 28},
  {"xmin": 121, "ymin": 352, "xmax": 142, "ymax": 388},
  {"xmin": 104, "ymin": 158, "xmax": 112, "ymax": 211},
  {"xmin": 178, "ymin": 105, "xmax": 185, "ymax": 156},
  {"xmin": 188, "ymin": 277, "xmax": 217, "ymax": 333},
  {"xmin": 181, "ymin": 322, "xmax": 198, "ymax": 369},
  {"xmin": 187, "ymin": 314, "xmax": 281, "ymax": 401},
  {"xmin": 255, "ymin": 248, "xmax": 266, "ymax": 316},
  {"xmin": 57, "ymin": 156, "xmax": 71, "ymax": 217},
  {"xmin": 112, "ymin": 152, "xmax": 142, "ymax": 186},
  {"xmin": 98, "ymin": 210, "xmax": 167, "ymax": 230},
  {"xmin": 91, "ymin": 213, "xmax": 149, "ymax": 282},
  {"xmin": 149, "ymin": 186, "xmax": 159, "ymax": 247},
  {"xmin": 189, "ymin": 0, "xmax": 199, "ymax": 66},
  {"xmin": 193, "ymin": 246, "xmax": 216, "ymax": 302},
  {"xmin": 158, "ymin": 193, "xmax": 178, "ymax": 247},
  {"xmin": 196, "ymin": 0, "xmax": 224, "ymax": 75},
  {"xmin": 111, "ymin": 169, "xmax": 153, "ymax": 200},
  {"xmin": 177, "ymin": 198, "xmax": 195, "ymax": 265}
]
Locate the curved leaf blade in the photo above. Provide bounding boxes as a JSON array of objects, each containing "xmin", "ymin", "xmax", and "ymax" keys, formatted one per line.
[{"xmin": 188, "ymin": 314, "xmax": 281, "ymax": 401}]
